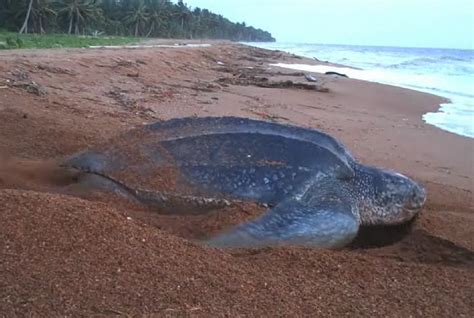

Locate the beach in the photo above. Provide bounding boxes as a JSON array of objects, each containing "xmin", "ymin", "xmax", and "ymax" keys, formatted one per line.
[{"xmin": 0, "ymin": 42, "xmax": 473, "ymax": 316}]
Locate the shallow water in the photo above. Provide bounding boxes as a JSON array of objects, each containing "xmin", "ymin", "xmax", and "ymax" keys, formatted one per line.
[{"xmin": 246, "ymin": 42, "xmax": 474, "ymax": 138}]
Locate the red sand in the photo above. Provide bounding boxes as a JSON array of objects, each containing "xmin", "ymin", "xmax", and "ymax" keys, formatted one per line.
[{"xmin": 0, "ymin": 42, "xmax": 473, "ymax": 316}]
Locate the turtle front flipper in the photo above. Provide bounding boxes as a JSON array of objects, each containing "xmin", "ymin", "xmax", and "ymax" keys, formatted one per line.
[{"xmin": 205, "ymin": 196, "xmax": 359, "ymax": 249}]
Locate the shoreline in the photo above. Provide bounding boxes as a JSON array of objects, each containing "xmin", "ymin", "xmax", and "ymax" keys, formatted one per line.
[
  {"xmin": 0, "ymin": 41, "xmax": 473, "ymax": 316},
  {"xmin": 244, "ymin": 42, "xmax": 473, "ymax": 138},
  {"xmin": 271, "ymin": 61, "xmax": 466, "ymax": 138}
]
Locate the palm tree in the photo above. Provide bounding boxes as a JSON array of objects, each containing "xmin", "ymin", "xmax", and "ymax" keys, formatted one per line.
[
  {"xmin": 145, "ymin": 0, "xmax": 169, "ymax": 37},
  {"xmin": 19, "ymin": 0, "xmax": 33, "ymax": 34},
  {"xmin": 1, "ymin": 0, "xmax": 276, "ymax": 42},
  {"xmin": 31, "ymin": 0, "xmax": 57, "ymax": 33},
  {"xmin": 56, "ymin": 0, "xmax": 102, "ymax": 35},
  {"xmin": 175, "ymin": 0, "xmax": 190, "ymax": 34},
  {"xmin": 123, "ymin": 0, "xmax": 149, "ymax": 37}
]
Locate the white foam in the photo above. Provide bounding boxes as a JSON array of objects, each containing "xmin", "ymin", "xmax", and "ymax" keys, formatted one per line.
[
  {"xmin": 272, "ymin": 63, "xmax": 442, "ymax": 88},
  {"xmin": 423, "ymin": 102, "xmax": 474, "ymax": 137}
]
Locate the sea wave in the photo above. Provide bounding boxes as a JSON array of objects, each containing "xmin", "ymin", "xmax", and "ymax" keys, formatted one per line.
[
  {"xmin": 404, "ymin": 85, "xmax": 474, "ymax": 99},
  {"xmin": 388, "ymin": 57, "xmax": 442, "ymax": 68},
  {"xmin": 388, "ymin": 56, "xmax": 473, "ymax": 69},
  {"xmin": 440, "ymin": 55, "xmax": 473, "ymax": 62}
]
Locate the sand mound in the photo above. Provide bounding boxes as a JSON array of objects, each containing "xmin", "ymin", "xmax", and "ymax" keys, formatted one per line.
[{"xmin": 1, "ymin": 189, "xmax": 472, "ymax": 316}]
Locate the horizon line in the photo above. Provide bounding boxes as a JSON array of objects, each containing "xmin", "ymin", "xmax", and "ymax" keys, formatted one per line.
[{"xmin": 247, "ymin": 41, "xmax": 474, "ymax": 51}]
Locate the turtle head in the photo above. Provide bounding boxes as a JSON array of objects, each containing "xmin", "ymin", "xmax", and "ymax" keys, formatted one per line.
[{"xmin": 356, "ymin": 166, "xmax": 426, "ymax": 226}]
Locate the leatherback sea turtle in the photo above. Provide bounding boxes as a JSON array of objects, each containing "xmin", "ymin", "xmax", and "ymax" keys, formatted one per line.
[{"xmin": 64, "ymin": 117, "xmax": 426, "ymax": 248}]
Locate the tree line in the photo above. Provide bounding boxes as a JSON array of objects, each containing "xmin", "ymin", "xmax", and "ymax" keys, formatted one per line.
[{"xmin": 0, "ymin": 0, "xmax": 275, "ymax": 42}]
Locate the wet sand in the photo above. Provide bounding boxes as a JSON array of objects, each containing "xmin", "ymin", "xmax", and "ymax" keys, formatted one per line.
[{"xmin": 0, "ymin": 42, "xmax": 473, "ymax": 316}]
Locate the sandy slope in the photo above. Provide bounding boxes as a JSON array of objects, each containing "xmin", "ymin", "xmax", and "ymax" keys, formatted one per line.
[{"xmin": 0, "ymin": 42, "xmax": 472, "ymax": 316}]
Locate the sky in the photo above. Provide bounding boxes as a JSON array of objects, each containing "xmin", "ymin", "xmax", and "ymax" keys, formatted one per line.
[{"xmin": 179, "ymin": 0, "xmax": 474, "ymax": 49}]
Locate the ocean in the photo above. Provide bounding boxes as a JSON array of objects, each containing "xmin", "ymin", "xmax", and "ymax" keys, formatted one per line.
[{"xmin": 246, "ymin": 42, "xmax": 474, "ymax": 138}]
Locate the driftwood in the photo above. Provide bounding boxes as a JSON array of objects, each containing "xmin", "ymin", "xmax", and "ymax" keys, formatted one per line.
[
  {"xmin": 257, "ymin": 80, "xmax": 328, "ymax": 92},
  {"xmin": 215, "ymin": 65, "xmax": 305, "ymax": 78},
  {"xmin": 9, "ymin": 80, "xmax": 47, "ymax": 95},
  {"xmin": 6, "ymin": 70, "xmax": 47, "ymax": 95},
  {"xmin": 35, "ymin": 64, "xmax": 77, "ymax": 76},
  {"xmin": 217, "ymin": 76, "xmax": 329, "ymax": 92},
  {"xmin": 304, "ymin": 74, "xmax": 318, "ymax": 82},
  {"xmin": 96, "ymin": 58, "xmax": 140, "ymax": 69}
]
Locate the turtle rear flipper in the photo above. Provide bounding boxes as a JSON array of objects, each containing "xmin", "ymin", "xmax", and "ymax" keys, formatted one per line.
[
  {"xmin": 66, "ymin": 170, "xmax": 236, "ymax": 214},
  {"xmin": 133, "ymin": 189, "xmax": 234, "ymax": 214},
  {"xmin": 206, "ymin": 197, "xmax": 359, "ymax": 249}
]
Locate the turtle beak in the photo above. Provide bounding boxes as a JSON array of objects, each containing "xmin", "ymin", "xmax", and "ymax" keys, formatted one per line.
[{"xmin": 404, "ymin": 182, "xmax": 426, "ymax": 212}]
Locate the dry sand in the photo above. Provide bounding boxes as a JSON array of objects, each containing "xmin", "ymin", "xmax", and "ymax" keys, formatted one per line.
[{"xmin": 0, "ymin": 42, "xmax": 473, "ymax": 317}]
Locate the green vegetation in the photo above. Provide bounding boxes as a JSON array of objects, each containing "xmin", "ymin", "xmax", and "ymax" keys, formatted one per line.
[
  {"xmin": 0, "ymin": 0, "xmax": 275, "ymax": 47},
  {"xmin": 0, "ymin": 30, "xmax": 137, "ymax": 49}
]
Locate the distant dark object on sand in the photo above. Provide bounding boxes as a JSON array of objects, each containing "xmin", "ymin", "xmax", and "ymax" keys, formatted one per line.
[{"xmin": 325, "ymin": 71, "xmax": 349, "ymax": 78}]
